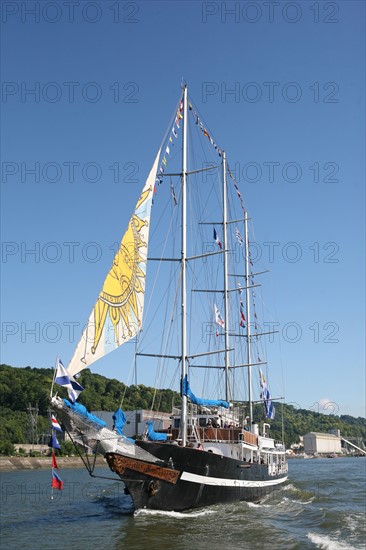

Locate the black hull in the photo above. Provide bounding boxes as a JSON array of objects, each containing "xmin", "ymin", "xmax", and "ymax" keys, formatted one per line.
[{"xmin": 105, "ymin": 442, "xmax": 287, "ymax": 511}]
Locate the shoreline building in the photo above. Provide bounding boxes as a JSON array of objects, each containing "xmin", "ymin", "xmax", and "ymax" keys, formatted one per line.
[{"xmin": 303, "ymin": 431, "xmax": 342, "ymax": 455}]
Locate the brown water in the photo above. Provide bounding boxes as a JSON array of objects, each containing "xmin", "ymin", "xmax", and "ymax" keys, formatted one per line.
[{"xmin": 1, "ymin": 458, "xmax": 365, "ymax": 549}]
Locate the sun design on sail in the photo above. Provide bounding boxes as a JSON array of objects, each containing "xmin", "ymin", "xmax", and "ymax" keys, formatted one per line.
[
  {"xmin": 92, "ymin": 189, "xmax": 150, "ymax": 354},
  {"xmin": 66, "ymin": 149, "xmax": 161, "ymax": 378}
]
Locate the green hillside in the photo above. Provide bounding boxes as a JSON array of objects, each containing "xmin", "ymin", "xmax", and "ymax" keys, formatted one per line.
[{"xmin": 0, "ymin": 364, "xmax": 365, "ymax": 454}]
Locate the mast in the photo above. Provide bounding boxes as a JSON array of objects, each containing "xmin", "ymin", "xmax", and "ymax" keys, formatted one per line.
[
  {"xmin": 244, "ymin": 211, "xmax": 253, "ymax": 429},
  {"xmin": 222, "ymin": 152, "xmax": 230, "ymax": 402},
  {"xmin": 181, "ymin": 84, "xmax": 188, "ymax": 446}
]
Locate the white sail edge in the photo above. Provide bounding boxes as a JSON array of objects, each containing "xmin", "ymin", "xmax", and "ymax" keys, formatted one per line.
[{"xmin": 67, "ymin": 148, "xmax": 162, "ymax": 377}]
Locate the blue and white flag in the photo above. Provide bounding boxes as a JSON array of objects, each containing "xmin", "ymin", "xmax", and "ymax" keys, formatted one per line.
[
  {"xmin": 48, "ymin": 433, "xmax": 61, "ymax": 450},
  {"xmin": 235, "ymin": 227, "xmax": 244, "ymax": 246},
  {"xmin": 55, "ymin": 360, "xmax": 84, "ymax": 403},
  {"xmin": 214, "ymin": 303, "xmax": 225, "ymax": 328},
  {"xmin": 260, "ymin": 369, "xmax": 275, "ymax": 420}
]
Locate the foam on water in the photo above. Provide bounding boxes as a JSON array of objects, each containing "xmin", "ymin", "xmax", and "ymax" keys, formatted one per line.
[
  {"xmin": 344, "ymin": 514, "xmax": 361, "ymax": 533},
  {"xmin": 134, "ymin": 508, "xmax": 217, "ymax": 519},
  {"xmin": 284, "ymin": 496, "xmax": 315, "ymax": 505},
  {"xmin": 307, "ymin": 532, "xmax": 359, "ymax": 550},
  {"xmin": 246, "ymin": 501, "xmax": 272, "ymax": 508},
  {"xmin": 285, "ymin": 483, "xmax": 300, "ymax": 492}
]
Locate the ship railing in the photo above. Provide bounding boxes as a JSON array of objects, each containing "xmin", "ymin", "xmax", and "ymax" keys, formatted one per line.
[
  {"xmin": 171, "ymin": 427, "xmax": 258, "ymax": 446},
  {"xmin": 267, "ymin": 459, "xmax": 288, "ymax": 476},
  {"xmin": 171, "ymin": 404, "xmax": 242, "ymax": 421},
  {"xmin": 274, "ymin": 440, "xmax": 286, "ymax": 450}
]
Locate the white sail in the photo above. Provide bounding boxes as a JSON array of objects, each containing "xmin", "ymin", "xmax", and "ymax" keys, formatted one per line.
[{"xmin": 67, "ymin": 149, "xmax": 161, "ymax": 377}]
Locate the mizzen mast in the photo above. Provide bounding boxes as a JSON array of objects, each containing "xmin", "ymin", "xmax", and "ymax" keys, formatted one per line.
[
  {"xmin": 244, "ymin": 211, "xmax": 253, "ymax": 428},
  {"xmin": 222, "ymin": 151, "xmax": 230, "ymax": 403}
]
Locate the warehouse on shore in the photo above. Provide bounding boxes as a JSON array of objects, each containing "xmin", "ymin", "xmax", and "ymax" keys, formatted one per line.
[{"xmin": 303, "ymin": 431, "xmax": 342, "ymax": 455}]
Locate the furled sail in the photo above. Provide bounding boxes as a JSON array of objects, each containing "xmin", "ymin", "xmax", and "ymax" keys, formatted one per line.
[
  {"xmin": 182, "ymin": 375, "xmax": 230, "ymax": 409},
  {"xmin": 67, "ymin": 149, "xmax": 161, "ymax": 377}
]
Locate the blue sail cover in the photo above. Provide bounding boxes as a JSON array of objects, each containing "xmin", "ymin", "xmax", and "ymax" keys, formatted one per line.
[
  {"xmin": 146, "ymin": 420, "xmax": 168, "ymax": 441},
  {"xmin": 182, "ymin": 375, "xmax": 230, "ymax": 409},
  {"xmin": 112, "ymin": 408, "xmax": 126, "ymax": 435},
  {"xmin": 63, "ymin": 399, "xmax": 107, "ymax": 427}
]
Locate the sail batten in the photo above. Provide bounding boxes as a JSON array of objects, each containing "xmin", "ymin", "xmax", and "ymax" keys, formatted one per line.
[{"xmin": 67, "ymin": 149, "xmax": 161, "ymax": 377}]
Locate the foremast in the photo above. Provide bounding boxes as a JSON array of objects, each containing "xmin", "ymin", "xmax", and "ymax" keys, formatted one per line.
[{"xmin": 181, "ymin": 85, "xmax": 188, "ymax": 446}]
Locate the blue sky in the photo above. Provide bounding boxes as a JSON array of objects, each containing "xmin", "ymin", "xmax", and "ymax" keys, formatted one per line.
[{"xmin": 1, "ymin": 1, "xmax": 365, "ymax": 417}]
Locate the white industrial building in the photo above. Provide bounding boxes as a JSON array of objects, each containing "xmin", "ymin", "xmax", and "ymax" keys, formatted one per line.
[{"xmin": 303, "ymin": 432, "xmax": 342, "ymax": 455}]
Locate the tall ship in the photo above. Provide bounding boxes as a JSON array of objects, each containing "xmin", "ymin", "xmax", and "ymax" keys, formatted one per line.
[{"xmin": 51, "ymin": 84, "xmax": 288, "ymax": 511}]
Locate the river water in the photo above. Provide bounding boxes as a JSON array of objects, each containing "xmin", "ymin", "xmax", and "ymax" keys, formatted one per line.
[{"xmin": 1, "ymin": 457, "xmax": 365, "ymax": 549}]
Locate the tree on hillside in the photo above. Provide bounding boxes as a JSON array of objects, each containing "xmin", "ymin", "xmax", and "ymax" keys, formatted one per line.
[{"xmin": 0, "ymin": 364, "xmax": 365, "ymax": 454}]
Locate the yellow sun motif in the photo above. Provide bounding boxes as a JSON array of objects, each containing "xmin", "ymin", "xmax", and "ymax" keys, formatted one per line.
[{"xmin": 91, "ymin": 188, "xmax": 151, "ymax": 354}]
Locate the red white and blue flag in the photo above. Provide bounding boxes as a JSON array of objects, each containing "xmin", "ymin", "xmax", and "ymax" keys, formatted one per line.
[
  {"xmin": 51, "ymin": 415, "xmax": 62, "ymax": 432},
  {"xmin": 52, "ymin": 471, "xmax": 64, "ymax": 491},
  {"xmin": 240, "ymin": 302, "xmax": 246, "ymax": 328},
  {"xmin": 213, "ymin": 228, "xmax": 222, "ymax": 250},
  {"xmin": 238, "ymin": 283, "xmax": 245, "ymax": 328},
  {"xmin": 214, "ymin": 304, "xmax": 225, "ymax": 331}
]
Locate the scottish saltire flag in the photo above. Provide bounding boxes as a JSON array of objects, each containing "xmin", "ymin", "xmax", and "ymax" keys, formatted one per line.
[
  {"xmin": 260, "ymin": 369, "xmax": 275, "ymax": 420},
  {"xmin": 213, "ymin": 228, "xmax": 222, "ymax": 250},
  {"xmin": 51, "ymin": 414, "xmax": 62, "ymax": 432},
  {"xmin": 48, "ymin": 433, "xmax": 61, "ymax": 450},
  {"xmin": 214, "ymin": 304, "xmax": 225, "ymax": 328},
  {"xmin": 55, "ymin": 360, "xmax": 84, "ymax": 403},
  {"xmin": 52, "ymin": 471, "xmax": 64, "ymax": 491}
]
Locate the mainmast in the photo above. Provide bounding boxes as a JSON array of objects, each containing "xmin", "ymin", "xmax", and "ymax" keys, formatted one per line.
[
  {"xmin": 244, "ymin": 211, "xmax": 253, "ymax": 429},
  {"xmin": 181, "ymin": 85, "xmax": 188, "ymax": 446},
  {"xmin": 222, "ymin": 152, "xmax": 230, "ymax": 402}
]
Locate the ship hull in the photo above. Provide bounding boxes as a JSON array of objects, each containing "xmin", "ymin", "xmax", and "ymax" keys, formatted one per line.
[{"xmin": 105, "ymin": 442, "xmax": 287, "ymax": 511}]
